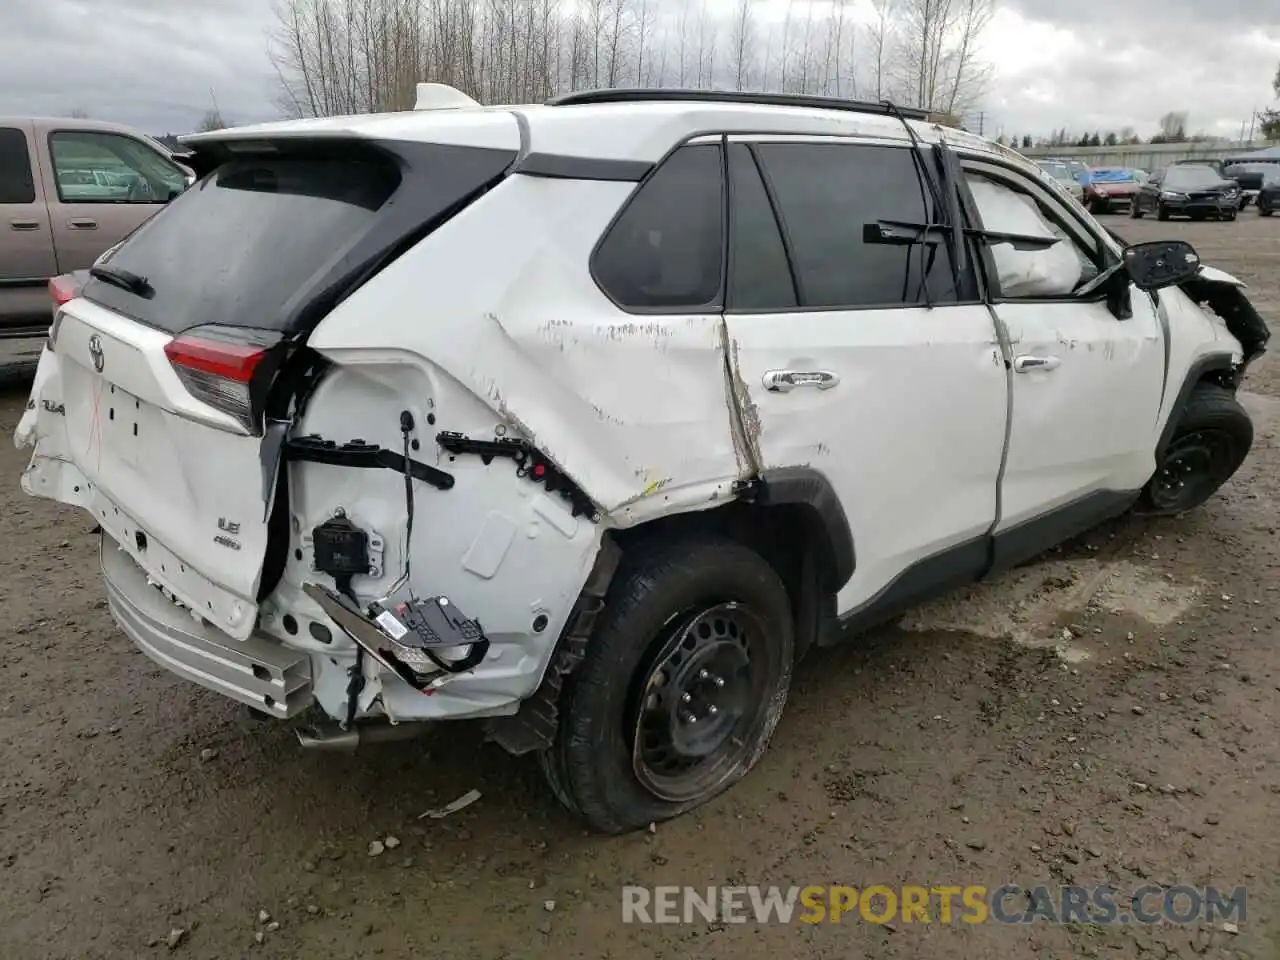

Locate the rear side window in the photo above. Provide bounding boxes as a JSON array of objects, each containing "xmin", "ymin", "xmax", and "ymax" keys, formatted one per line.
[
  {"xmin": 593, "ymin": 144, "xmax": 724, "ymax": 310},
  {"xmin": 85, "ymin": 154, "xmax": 402, "ymax": 334},
  {"xmin": 754, "ymin": 142, "xmax": 961, "ymax": 308},
  {"xmin": 0, "ymin": 127, "xmax": 35, "ymax": 204},
  {"xmin": 727, "ymin": 144, "xmax": 796, "ymax": 311}
]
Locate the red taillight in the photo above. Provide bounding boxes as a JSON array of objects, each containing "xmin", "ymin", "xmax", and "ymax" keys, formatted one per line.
[
  {"xmin": 49, "ymin": 275, "xmax": 77, "ymax": 307},
  {"xmin": 163, "ymin": 327, "xmax": 279, "ymax": 433},
  {"xmin": 47, "ymin": 275, "xmax": 79, "ymax": 348},
  {"xmin": 164, "ymin": 335, "xmax": 267, "ymax": 383}
]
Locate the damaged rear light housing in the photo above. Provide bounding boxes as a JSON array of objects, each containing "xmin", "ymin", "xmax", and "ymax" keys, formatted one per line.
[
  {"xmin": 163, "ymin": 325, "xmax": 285, "ymax": 434},
  {"xmin": 47, "ymin": 274, "xmax": 82, "ymax": 348}
]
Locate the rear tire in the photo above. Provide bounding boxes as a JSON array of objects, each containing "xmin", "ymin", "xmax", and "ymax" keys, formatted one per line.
[
  {"xmin": 1130, "ymin": 201, "xmax": 1143, "ymax": 219},
  {"xmin": 1137, "ymin": 384, "xmax": 1253, "ymax": 517},
  {"xmin": 539, "ymin": 536, "xmax": 794, "ymax": 833}
]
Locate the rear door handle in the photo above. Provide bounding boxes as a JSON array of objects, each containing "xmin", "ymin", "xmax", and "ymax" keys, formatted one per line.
[
  {"xmin": 68, "ymin": 218, "xmax": 98, "ymax": 230},
  {"xmin": 762, "ymin": 369, "xmax": 840, "ymax": 392},
  {"xmin": 8, "ymin": 218, "xmax": 40, "ymax": 231},
  {"xmin": 1013, "ymin": 354, "xmax": 1062, "ymax": 373}
]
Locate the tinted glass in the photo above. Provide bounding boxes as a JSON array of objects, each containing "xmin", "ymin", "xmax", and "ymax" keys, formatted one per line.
[
  {"xmin": 727, "ymin": 144, "xmax": 795, "ymax": 311},
  {"xmin": 0, "ymin": 127, "xmax": 35, "ymax": 204},
  {"xmin": 594, "ymin": 144, "xmax": 723, "ymax": 309},
  {"xmin": 49, "ymin": 131, "xmax": 186, "ymax": 203},
  {"xmin": 85, "ymin": 156, "xmax": 401, "ymax": 333},
  {"xmin": 1164, "ymin": 166, "xmax": 1220, "ymax": 188},
  {"xmin": 755, "ymin": 142, "xmax": 960, "ymax": 308}
]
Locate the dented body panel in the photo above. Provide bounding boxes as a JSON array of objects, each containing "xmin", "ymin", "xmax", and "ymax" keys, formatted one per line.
[{"xmin": 305, "ymin": 174, "xmax": 744, "ymax": 519}]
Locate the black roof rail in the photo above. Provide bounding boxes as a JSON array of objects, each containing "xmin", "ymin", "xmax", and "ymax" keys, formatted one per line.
[{"xmin": 545, "ymin": 88, "xmax": 931, "ymax": 121}]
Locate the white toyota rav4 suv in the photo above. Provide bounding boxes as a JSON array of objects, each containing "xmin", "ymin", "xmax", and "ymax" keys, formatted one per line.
[{"xmin": 16, "ymin": 87, "xmax": 1270, "ymax": 834}]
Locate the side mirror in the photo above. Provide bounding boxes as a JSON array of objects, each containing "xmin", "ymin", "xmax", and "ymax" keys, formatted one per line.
[{"xmin": 1123, "ymin": 240, "xmax": 1201, "ymax": 291}]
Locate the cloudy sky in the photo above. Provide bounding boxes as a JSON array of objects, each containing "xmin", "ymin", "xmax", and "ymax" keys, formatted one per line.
[{"xmin": 1, "ymin": 0, "xmax": 1277, "ymax": 140}]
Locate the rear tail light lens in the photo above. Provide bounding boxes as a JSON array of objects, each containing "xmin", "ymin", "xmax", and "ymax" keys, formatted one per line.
[
  {"xmin": 163, "ymin": 326, "xmax": 283, "ymax": 434},
  {"xmin": 47, "ymin": 275, "xmax": 79, "ymax": 348}
]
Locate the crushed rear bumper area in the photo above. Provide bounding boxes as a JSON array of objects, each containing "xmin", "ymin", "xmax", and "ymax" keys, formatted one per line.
[{"xmin": 101, "ymin": 537, "xmax": 312, "ymax": 718}]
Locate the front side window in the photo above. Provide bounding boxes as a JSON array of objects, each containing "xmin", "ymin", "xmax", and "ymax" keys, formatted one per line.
[
  {"xmin": 964, "ymin": 168, "xmax": 1102, "ymax": 299},
  {"xmin": 593, "ymin": 144, "xmax": 724, "ymax": 310},
  {"xmin": 753, "ymin": 141, "xmax": 961, "ymax": 308},
  {"xmin": 49, "ymin": 131, "xmax": 187, "ymax": 203},
  {"xmin": 0, "ymin": 127, "xmax": 35, "ymax": 204}
]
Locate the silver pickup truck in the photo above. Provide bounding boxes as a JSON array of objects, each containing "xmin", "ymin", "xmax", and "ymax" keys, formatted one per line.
[{"xmin": 0, "ymin": 117, "xmax": 194, "ymax": 339}]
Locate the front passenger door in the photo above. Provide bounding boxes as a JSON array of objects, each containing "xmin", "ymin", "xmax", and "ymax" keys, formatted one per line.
[{"xmin": 960, "ymin": 158, "xmax": 1165, "ymax": 569}]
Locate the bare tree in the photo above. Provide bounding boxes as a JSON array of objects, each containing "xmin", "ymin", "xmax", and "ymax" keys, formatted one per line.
[
  {"xmin": 1156, "ymin": 110, "xmax": 1189, "ymax": 142},
  {"xmin": 67, "ymin": 107, "xmax": 91, "ymax": 119},
  {"xmin": 196, "ymin": 108, "xmax": 229, "ymax": 132},
  {"xmin": 867, "ymin": 0, "xmax": 895, "ymax": 100},
  {"xmin": 727, "ymin": 0, "xmax": 755, "ymax": 91}
]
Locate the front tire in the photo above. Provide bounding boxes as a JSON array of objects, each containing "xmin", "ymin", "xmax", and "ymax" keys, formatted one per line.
[
  {"xmin": 1260, "ymin": 204, "xmax": 1273, "ymax": 217},
  {"xmin": 1130, "ymin": 200, "xmax": 1144, "ymax": 219},
  {"xmin": 1137, "ymin": 384, "xmax": 1253, "ymax": 516},
  {"xmin": 1156, "ymin": 202, "xmax": 1170, "ymax": 221},
  {"xmin": 540, "ymin": 536, "xmax": 795, "ymax": 833}
]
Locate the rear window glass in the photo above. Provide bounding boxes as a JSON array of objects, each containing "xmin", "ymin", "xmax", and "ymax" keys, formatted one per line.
[{"xmin": 85, "ymin": 156, "xmax": 401, "ymax": 333}]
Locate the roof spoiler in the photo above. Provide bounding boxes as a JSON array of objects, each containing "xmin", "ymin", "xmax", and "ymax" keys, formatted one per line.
[{"xmin": 414, "ymin": 83, "xmax": 481, "ymax": 111}]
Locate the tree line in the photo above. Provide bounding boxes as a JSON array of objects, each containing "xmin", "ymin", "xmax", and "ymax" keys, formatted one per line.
[{"xmin": 266, "ymin": 0, "xmax": 995, "ymax": 120}]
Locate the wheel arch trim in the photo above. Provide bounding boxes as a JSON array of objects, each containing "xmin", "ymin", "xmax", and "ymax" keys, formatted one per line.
[
  {"xmin": 749, "ymin": 466, "xmax": 856, "ymax": 591},
  {"xmin": 1156, "ymin": 351, "xmax": 1237, "ymax": 459}
]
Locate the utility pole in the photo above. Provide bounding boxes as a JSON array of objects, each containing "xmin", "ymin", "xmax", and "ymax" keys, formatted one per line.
[
  {"xmin": 1247, "ymin": 108, "xmax": 1257, "ymax": 144},
  {"xmin": 977, "ymin": 111, "xmax": 985, "ymax": 136}
]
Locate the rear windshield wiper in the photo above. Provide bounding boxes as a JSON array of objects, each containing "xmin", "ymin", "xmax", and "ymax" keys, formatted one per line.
[{"xmin": 89, "ymin": 264, "xmax": 154, "ymax": 299}]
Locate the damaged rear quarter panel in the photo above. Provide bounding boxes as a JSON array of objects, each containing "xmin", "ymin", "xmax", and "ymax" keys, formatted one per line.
[{"xmin": 306, "ymin": 173, "xmax": 744, "ymax": 519}]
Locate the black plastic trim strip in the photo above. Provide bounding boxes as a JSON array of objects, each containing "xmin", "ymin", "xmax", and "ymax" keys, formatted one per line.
[
  {"xmin": 1155, "ymin": 352, "xmax": 1237, "ymax": 458},
  {"xmin": 284, "ymin": 435, "xmax": 455, "ymax": 490},
  {"xmin": 515, "ymin": 153, "xmax": 653, "ymax": 182}
]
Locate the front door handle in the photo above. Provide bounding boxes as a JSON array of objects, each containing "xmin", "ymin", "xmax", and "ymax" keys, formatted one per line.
[
  {"xmin": 9, "ymin": 218, "xmax": 40, "ymax": 231},
  {"xmin": 1013, "ymin": 354, "xmax": 1062, "ymax": 373},
  {"xmin": 762, "ymin": 369, "xmax": 840, "ymax": 392},
  {"xmin": 68, "ymin": 218, "xmax": 98, "ymax": 230}
]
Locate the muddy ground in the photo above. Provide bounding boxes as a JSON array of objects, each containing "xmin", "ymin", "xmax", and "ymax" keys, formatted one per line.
[{"xmin": 1, "ymin": 214, "xmax": 1278, "ymax": 960}]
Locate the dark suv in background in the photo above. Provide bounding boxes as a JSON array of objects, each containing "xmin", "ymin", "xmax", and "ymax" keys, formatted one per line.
[{"xmin": 1131, "ymin": 164, "xmax": 1241, "ymax": 221}]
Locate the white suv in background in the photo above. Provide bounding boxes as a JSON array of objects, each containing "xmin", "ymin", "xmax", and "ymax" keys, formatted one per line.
[{"xmin": 16, "ymin": 87, "xmax": 1270, "ymax": 834}]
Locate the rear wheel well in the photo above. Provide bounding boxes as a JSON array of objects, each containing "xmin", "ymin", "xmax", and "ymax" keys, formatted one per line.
[{"xmin": 612, "ymin": 499, "xmax": 840, "ymax": 658}]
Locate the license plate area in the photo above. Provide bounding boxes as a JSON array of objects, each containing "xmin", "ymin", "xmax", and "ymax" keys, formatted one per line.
[{"xmin": 92, "ymin": 490, "xmax": 257, "ymax": 638}]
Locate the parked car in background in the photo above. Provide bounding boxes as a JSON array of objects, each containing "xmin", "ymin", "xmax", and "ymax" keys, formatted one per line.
[
  {"xmin": 1223, "ymin": 162, "xmax": 1280, "ymax": 209},
  {"xmin": 1080, "ymin": 167, "xmax": 1141, "ymax": 214},
  {"xmin": 1131, "ymin": 164, "xmax": 1241, "ymax": 221},
  {"xmin": 1256, "ymin": 169, "xmax": 1280, "ymax": 216},
  {"xmin": 0, "ymin": 117, "xmax": 194, "ymax": 340},
  {"xmin": 1036, "ymin": 159, "xmax": 1085, "ymax": 202}
]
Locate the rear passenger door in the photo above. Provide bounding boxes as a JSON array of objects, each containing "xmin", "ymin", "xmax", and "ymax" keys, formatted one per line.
[
  {"xmin": 38, "ymin": 127, "xmax": 187, "ymax": 272},
  {"xmin": 0, "ymin": 123, "xmax": 58, "ymax": 300},
  {"xmin": 722, "ymin": 137, "xmax": 1009, "ymax": 624}
]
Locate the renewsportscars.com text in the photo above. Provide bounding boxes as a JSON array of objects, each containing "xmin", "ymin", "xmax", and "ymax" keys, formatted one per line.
[{"xmin": 622, "ymin": 884, "xmax": 1246, "ymax": 926}]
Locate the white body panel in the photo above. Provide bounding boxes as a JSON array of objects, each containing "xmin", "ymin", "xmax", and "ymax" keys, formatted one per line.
[
  {"xmin": 994, "ymin": 295, "xmax": 1165, "ymax": 528},
  {"xmin": 725, "ymin": 305, "xmax": 1008, "ymax": 613}
]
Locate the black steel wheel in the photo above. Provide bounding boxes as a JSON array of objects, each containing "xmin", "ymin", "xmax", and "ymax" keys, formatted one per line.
[
  {"xmin": 1146, "ymin": 429, "xmax": 1239, "ymax": 513},
  {"xmin": 1138, "ymin": 383, "xmax": 1253, "ymax": 517},
  {"xmin": 540, "ymin": 536, "xmax": 794, "ymax": 833},
  {"xmin": 630, "ymin": 602, "xmax": 771, "ymax": 803}
]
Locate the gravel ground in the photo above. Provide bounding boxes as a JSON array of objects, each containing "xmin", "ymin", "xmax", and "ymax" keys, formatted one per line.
[{"xmin": 1, "ymin": 214, "xmax": 1278, "ymax": 960}]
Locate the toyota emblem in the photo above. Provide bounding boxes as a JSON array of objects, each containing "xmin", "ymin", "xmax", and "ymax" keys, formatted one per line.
[{"xmin": 88, "ymin": 334, "xmax": 104, "ymax": 374}]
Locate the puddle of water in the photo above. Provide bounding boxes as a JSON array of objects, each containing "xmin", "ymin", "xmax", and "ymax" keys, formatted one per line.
[{"xmin": 899, "ymin": 557, "xmax": 1202, "ymax": 663}]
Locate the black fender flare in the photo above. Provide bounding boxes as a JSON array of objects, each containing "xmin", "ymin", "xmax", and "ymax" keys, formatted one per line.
[
  {"xmin": 750, "ymin": 466, "xmax": 855, "ymax": 592},
  {"xmin": 1156, "ymin": 351, "xmax": 1237, "ymax": 459}
]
